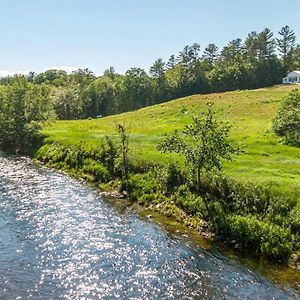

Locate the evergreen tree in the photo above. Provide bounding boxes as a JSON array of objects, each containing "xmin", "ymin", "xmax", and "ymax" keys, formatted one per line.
[
  {"xmin": 257, "ymin": 28, "xmax": 275, "ymax": 60},
  {"xmin": 277, "ymin": 25, "xmax": 296, "ymax": 72},
  {"xmin": 244, "ymin": 31, "xmax": 259, "ymax": 61},
  {"xmin": 149, "ymin": 58, "xmax": 165, "ymax": 78},
  {"xmin": 166, "ymin": 54, "xmax": 176, "ymax": 69},
  {"xmin": 203, "ymin": 43, "xmax": 219, "ymax": 64}
]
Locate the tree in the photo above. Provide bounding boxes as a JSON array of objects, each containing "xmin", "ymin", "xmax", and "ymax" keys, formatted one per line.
[
  {"xmin": 220, "ymin": 39, "xmax": 244, "ymax": 65},
  {"xmin": 53, "ymin": 86, "xmax": 83, "ymax": 119},
  {"xmin": 27, "ymin": 71, "xmax": 37, "ymax": 82},
  {"xmin": 34, "ymin": 69, "xmax": 69, "ymax": 86},
  {"xmin": 149, "ymin": 58, "xmax": 165, "ymax": 78},
  {"xmin": 122, "ymin": 68, "xmax": 154, "ymax": 111},
  {"xmin": 0, "ymin": 77, "xmax": 50, "ymax": 152},
  {"xmin": 166, "ymin": 55, "xmax": 176, "ymax": 69},
  {"xmin": 257, "ymin": 28, "xmax": 275, "ymax": 60},
  {"xmin": 70, "ymin": 68, "xmax": 95, "ymax": 86},
  {"xmin": 176, "ymin": 43, "xmax": 200, "ymax": 68},
  {"xmin": 158, "ymin": 102, "xmax": 239, "ymax": 192},
  {"xmin": 244, "ymin": 31, "xmax": 259, "ymax": 61},
  {"xmin": 103, "ymin": 66, "xmax": 117, "ymax": 80},
  {"xmin": 273, "ymin": 89, "xmax": 300, "ymax": 146},
  {"xmin": 277, "ymin": 26, "xmax": 296, "ymax": 72},
  {"xmin": 25, "ymin": 84, "xmax": 53, "ymax": 122},
  {"xmin": 203, "ymin": 43, "xmax": 219, "ymax": 64},
  {"xmin": 116, "ymin": 123, "xmax": 130, "ymax": 194},
  {"xmin": 150, "ymin": 58, "xmax": 170, "ymax": 102},
  {"xmin": 83, "ymin": 76, "xmax": 121, "ymax": 117},
  {"xmin": 291, "ymin": 45, "xmax": 300, "ymax": 70}
]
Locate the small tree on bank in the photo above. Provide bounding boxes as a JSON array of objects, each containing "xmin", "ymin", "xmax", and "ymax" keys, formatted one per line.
[
  {"xmin": 116, "ymin": 123, "xmax": 130, "ymax": 194},
  {"xmin": 158, "ymin": 102, "xmax": 239, "ymax": 193},
  {"xmin": 273, "ymin": 89, "xmax": 300, "ymax": 146}
]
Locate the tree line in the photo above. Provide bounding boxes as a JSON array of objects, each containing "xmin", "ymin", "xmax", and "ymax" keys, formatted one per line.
[
  {"xmin": 1, "ymin": 25, "xmax": 299, "ymax": 121},
  {"xmin": 0, "ymin": 25, "xmax": 299, "ymax": 151}
]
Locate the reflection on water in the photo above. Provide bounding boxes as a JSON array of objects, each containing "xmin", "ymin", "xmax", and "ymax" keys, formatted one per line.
[{"xmin": 0, "ymin": 155, "xmax": 299, "ymax": 299}]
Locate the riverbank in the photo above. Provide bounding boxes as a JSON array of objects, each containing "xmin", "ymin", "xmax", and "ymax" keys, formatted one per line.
[
  {"xmin": 24, "ymin": 85, "xmax": 297, "ymax": 265},
  {"xmin": 34, "ymin": 149, "xmax": 300, "ymax": 288},
  {"xmin": 1, "ymin": 154, "xmax": 299, "ymax": 298},
  {"xmin": 34, "ymin": 142, "xmax": 300, "ymax": 266}
]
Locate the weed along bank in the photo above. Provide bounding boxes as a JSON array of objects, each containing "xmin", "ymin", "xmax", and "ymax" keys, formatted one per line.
[{"xmin": 36, "ymin": 85, "xmax": 300, "ymax": 267}]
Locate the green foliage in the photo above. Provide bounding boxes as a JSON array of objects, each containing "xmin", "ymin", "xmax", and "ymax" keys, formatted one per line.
[
  {"xmin": 156, "ymin": 163, "xmax": 185, "ymax": 194},
  {"xmin": 1, "ymin": 26, "xmax": 298, "ymax": 123},
  {"xmin": 53, "ymin": 86, "xmax": 83, "ymax": 120},
  {"xmin": 116, "ymin": 124, "xmax": 130, "ymax": 193},
  {"xmin": 102, "ymin": 136, "xmax": 118, "ymax": 177},
  {"xmin": 34, "ymin": 69, "xmax": 69, "ymax": 86},
  {"xmin": 82, "ymin": 159, "xmax": 109, "ymax": 182},
  {"xmin": 127, "ymin": 172, "xmax": 158, "ymax": 205},
  {"xmin": 0, "ymin": 27, "xmax": 296, "ymax": 262},
  {"xmin": 174, "ymin": 184, "xmax": 207, "ymax": 217},
  {"xmin": 83, "ymin": 75, "xmax": 122, "ymax": 117},
  {"xmin": 261, "ymin": 224, "xmax": 293, "ymax": 259},
  {"xmin": 277, "ymin": 26, "xmax": 296, "ymax": 72},
  {"xmin": 225, "ymin": 215, "xmax": 293, "ymax": 259},
  {"xmin": 42, "ymin": 85, "xmax": 300, "ymax": 198},
  {"xmin": 122, "ymin": 68, "xmax": 155, "ymax": 111},
  {"xmin": 22, "ymin": 121, "xmax": 44, "ymax": 152},
  {"xmin": 0, "ymin": 77, "xmax": 52, "ymax": 152},
  {"xmin": 273, "ymin": 89, "xmax": 300, "ymax": 146},
  {"xmin": 35, "ymin": 135, "xmax": 300, "ymax": 261},
  {"xmin": 158, "ymin": 102, "xmax": 239, "ymax": 192}
]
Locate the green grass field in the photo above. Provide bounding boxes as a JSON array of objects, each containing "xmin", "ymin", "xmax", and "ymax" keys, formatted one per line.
[{"xmin": 42, "ymin": 84, "xmax": 300, "ymax": 199}]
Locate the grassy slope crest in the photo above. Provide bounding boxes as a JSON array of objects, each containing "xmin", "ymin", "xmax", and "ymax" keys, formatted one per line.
[{"xmin": 42, "ymin": 84, "xmax": 300, "ymax": 199}]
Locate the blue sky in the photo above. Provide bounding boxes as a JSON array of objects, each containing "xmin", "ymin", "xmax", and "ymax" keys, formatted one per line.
[{"xmin": 0, "ymin": 0, "xmax": 299, "ymax": 76}]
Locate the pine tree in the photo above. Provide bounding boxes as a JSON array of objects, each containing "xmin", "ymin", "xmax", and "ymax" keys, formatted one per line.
[{"xmin": 277, "ymin": 25, "xmax": 296, "ymax": 72}]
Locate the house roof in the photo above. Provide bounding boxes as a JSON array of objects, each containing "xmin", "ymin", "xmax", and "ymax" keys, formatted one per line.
[{"xmin": 288, "ymin": 70, "xmax": 300, "ymax": 76}]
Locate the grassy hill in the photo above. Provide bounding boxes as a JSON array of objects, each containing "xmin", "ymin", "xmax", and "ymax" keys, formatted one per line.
[{"xmin": 42, "ymin": 84, "xmax": 300, "ymax": 199}]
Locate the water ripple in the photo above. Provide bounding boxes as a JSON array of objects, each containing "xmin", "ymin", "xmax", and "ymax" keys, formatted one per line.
[{"xmin": 0, "ymin": 155, "xmax": 298, "ymax": 299}]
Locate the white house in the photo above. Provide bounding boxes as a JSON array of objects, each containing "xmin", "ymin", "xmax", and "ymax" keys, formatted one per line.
[{"xmin": 283, "ymin": 70, "xmax": 300, "ymax": 84}]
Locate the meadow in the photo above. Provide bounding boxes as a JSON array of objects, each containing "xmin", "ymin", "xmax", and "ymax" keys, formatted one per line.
[{"xmin": 42, "ymin": 84, "xmax": 300, "ymax": 200}]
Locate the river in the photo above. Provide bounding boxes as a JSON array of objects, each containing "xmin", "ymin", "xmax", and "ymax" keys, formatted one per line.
[{"xmin": 0, "ymin": 154, "xmax": 299, "ymax": 299}]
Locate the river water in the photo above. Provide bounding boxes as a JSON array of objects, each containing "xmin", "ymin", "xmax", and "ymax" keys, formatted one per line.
[{"xmin": 0, "ymin": 154, "xmax": 299, "ymax": 299}]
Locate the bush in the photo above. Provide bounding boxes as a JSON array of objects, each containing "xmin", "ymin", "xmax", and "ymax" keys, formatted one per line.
[
  {"xmin": 23, "ymin": 121, "xmax": 44, "ymax": 153},
  {"xmin": 156, "ymin": 163, "xmax": 185, "ymax": 194},
  {"xmin": 127, "ymin": 172, "xmax": 158, "ymax": 205},
  {"xmin": 226, "ymin": 215, "xmax": 263, "ymax": 248},
  {"xmin": 260, "ymin": 225, "xmax": 293, "ymax": 260},
  {"xmin": 174, "ymin": 184, "xmax": 207, "ymax": 216},
  {"xmin": 273, "ymin": 89, "xmax": 300, "ymax": 146},
  {"xmin": 225, "ymin": 214, "xmax": 293, "ymax": 260},
  {"xmin": 82, "ymin": 158, "xmax": 109, "ymax": 182}
]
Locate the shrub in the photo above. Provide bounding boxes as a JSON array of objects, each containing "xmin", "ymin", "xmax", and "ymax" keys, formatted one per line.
[
  {"xmin": 23, "ymin": 121, "xmax": 44, "ymax": 153},
  {"xmin": 127, "ymin": 172, "xmax": 158, "ymax": 205},
  {"xmin": 273, "ymin": 89, "xmax": 300, "ymax": 146},
  {"xmin": 156, "ymin": 163, "xmax": 185, "ymax": 194},
  {"xmin": 82, "ymin": 158, "xmax": 109, "ymax": 182},
  {"xmin": 226, "ymin": 215, "xmax": 263, "ymax": 248},
  {"xmin": 290, "ymin": 207, "xmax": 300, "ymax": 233},
  {"xmin": 225, "ymin": 214, "xmax": 293, "ymax": 260},
  {"xmin": 174, "ymin": 184, "xmax": 207, "ymax": 217},
  {"xmin": 260, "ymin": 224, "xmax": 293, "ymax": 260}
]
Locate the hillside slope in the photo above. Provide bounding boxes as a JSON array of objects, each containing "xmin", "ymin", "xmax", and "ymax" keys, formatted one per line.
[{"xmin": 42, "ymin": 84, "xmax": 300, "ymax": 197}]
